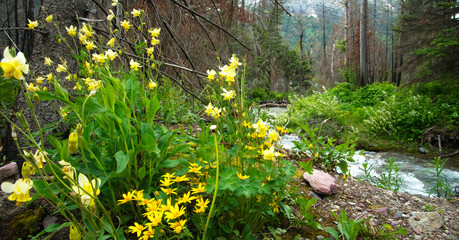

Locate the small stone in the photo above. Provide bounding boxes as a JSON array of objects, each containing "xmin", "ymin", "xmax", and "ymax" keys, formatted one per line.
[
  {"xmin": 376, "ymin": 207, "xmax": 388, "ymax": 216},
  {"xmin": 348, "ymin": 202, "xmax": 356, "ymax": 205},
  {"xmin": 42, "ymin": 215, "xmax": 57, "ymax": 229},
  {"xmin": 409, "ymin": 212, "xmax": 444, "ymax": 232},
  {"xmin": 316, "ymin": 235, "xmax": 325, "ymax": 240},
  {"xmin": 355, "ymin": 207, "xmax": 363, "ymax": 211},
  {"xmin": 402, "ymin": 214, "xmax": 410, "ymax": 218},
  {"xmin": 358, "ymin": 203, "xmax": 365, "ymax": 208},
  {"xmin": 303, "ymin": 169, "xmax": 339, "ymax": 196}
]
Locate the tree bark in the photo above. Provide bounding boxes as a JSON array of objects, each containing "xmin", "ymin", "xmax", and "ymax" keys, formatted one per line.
[
  {"xmin": 359, "ymin": 0, "xmax": 368, "ymax": 86},
  {"xmin": 10, "ymin": 0, "xmax": 90, "ymax": 152}
]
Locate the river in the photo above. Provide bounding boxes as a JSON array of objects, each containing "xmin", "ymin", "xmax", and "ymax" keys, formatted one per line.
[{"xmin": 263, "ymin": 107, "xmax": 459, "ymax": 196}]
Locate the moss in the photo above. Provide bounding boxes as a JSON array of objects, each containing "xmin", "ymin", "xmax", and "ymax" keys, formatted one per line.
[{"xmin": 9, "ymin": 206, "xmax": 44, "ymax": 239}]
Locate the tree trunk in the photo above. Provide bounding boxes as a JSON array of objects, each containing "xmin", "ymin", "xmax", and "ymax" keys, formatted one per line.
[
  {"xmin": 322, "ymin": 0, "xmax": 326, "ymax": 62},
  {"xmin": 11, "ymin": 0, "xmax": 90, "ymax": 150},
  {"xmin": 359, "ymin": 0, "xmax": 368, "ymax": 86}
]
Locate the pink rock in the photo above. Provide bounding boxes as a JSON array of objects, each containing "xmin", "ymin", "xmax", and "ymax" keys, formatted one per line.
[
  {"xmin": 303, "ymin": 169, "xmax": 339, "ymax": 196},
  {"xmin": 0, "ymin": 162, "xmax": 19, "ymax": 182}
]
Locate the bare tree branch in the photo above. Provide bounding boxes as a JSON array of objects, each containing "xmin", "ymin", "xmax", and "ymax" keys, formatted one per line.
[{"xmin": 169, "ymin": 0, "xmax": 252, "ymax": 51}]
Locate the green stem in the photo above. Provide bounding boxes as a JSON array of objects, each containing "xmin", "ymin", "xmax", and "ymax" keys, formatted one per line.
[{"xmin": 203, "ymin": 133, "xmax": 220, "ymax": 240}]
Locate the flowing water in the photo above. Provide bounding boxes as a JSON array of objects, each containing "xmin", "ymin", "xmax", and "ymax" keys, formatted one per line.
[{"xmin": 262, "ymin": 107, "xmax": 459, "ymax": 196}]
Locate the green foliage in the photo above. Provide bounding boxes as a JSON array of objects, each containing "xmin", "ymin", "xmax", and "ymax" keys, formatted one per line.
[
  {"xmin": 293, "ymin": 121, "xmax": 355, "ymax": 173},
  {"xmin": 364, "ymin": 92, "xmax": 435, "ymax": 141},
  {"xmin": 248, "ymin": 87, "xmax": 289, "ymax": 102},
  {"xmin": 425, "ymin": 157, "xmax": 454, "ymax": 198},
  {"xmin": 361, "ymin": 223, "xmax": 407, "ymax": 239},
  {"xmin": 324, "ymin": 209, "xmax": 370, "ymax": 240},
  {"xmin": 360, "ymin": 158, "xmax": 402, "ymax": 192}
]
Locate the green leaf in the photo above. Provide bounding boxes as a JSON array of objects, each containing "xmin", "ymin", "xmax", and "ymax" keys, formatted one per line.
[
  {"xmin": 115, "ymin": 151, "xmax": 129, "ymax": 174},
  {"xmin": 53, "ymin": 80, "xmax": 69, "ymax": 101},
  {"xmin": 146, "ymin": 95, "xmax": 160, "ymax": 122},
  {"xmin": 138, "ymin": 166, "xmax": 146, "ymax": 180},
  {"xmin": 126, "ymin": 75, "xmax": 140, "ymax": 103},
  {"xmin": 324, "ymin": 227, "xmax": 339, "ymax": 239},
  {"xmin": 299, "ymin": 160, "xmax": 313, "ymax": 174},
  {"xmin": 160, "ymin": 159, "xmax": 189, "ymax": 168},
  {"xmin": 33, "ymin": 179, "xmax": 59, "ymax": 204},
  {"xmin": 103, "ymin": 83, "xmax": 116, "ymax": 112},
  {"xmin": 48, "ymin": 135, "xmax": 62, "ymax": 152}
]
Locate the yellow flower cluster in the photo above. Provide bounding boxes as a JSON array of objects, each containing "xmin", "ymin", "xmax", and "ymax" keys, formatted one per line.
[
  {"xmin": 204, "ymin": 102, "xmax": 222, "ymax": 120},
  {"xmin": 242, "ymin": 119, "xmax": 288, "ymax": 161},
  {"xmin": 119, "ymin": 160, "xmax": 214, "ymax": 239}
]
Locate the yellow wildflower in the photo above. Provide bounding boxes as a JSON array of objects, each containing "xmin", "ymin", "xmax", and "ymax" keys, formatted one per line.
[
  {"xmin": 107, "ymin": 10, "xmax": 115, "ymax": 21},
  {"xmin": 128, "ymin": 222, "xmax": 145, "ymax": 238},
  {"xmin": 164, "ymin": 203, "xmax": 185, "ymax": 221},
  {"xmin": 161, "ymin": 187, "xmax": 177, "ymax": 195},
  {"xmin": 151, "ymin": 37, "xmax": 160, "ymax": 46},
  {"xmin": 105, "ymin": 49, "xmax": 118, "ymax": 61},
  {"xmin": 36, "ymin": 76, "xmax": 44, "ymax": 84},
  {"xmin": 146, "ymin": 47, "xmax": 154, "ymax": 56},
  {"xmin": 174, "ymin": 175, "xmax": 189, "ymax": 183},
  {"xmin": 117, "ymin": 191, "xmax": 135, "ymax": 205},
  {"xmin": 84, "ymin": 41, "xmax": 96, "ymax": 51},
  {"xmin": 26, "ymin": 82, "xmax": 40, "ymax": 92},
  {"xmin": 121, "ymin": 20, "xmax": 131, "ymax": 31},
  {"xmin": 131, "ymin": 9, "xmax": 142, "ymax": 17},
  {"xmin": 66, "ymin": 25, "xmax": 77, "ymax": 37},
  {"xmin": 92, "ymin": 53, "xmax": 106, "ymax": 64},
  {"xmin": 207, "ymin": 69, "xmax": 216, "ymax": 81},
  {"xmin": 32, "ymin": 149, "xmax": 47, "ymax": 168},
  {"xmin": 169, "ymin": 219, "xmax": 186, "ymax": 233},
  {"xmin": 149, "ymin": 28, "xmax": 161, "ymax": 38},
  {"xmin": 148, "ymin": 80, "xmax": 157, "ymax": 90},
  {"xmin": 130, "ymin": 59, "xmax": 140, "ymax": 71},
  {"xmin": 56, "ymin": 62, "xmax": 67, "ymax": 72},
  {"xmin": 142, "ymin": 225, "xmax": 155, "ymax": 239},
  {"xmin": 46, "ymin": 73, "xmax": 53, "ymax": 80},
  {"xmin": 0, "ymin": 47, "xmax": 30, "ymax": 80},
  {"xmin": 146, "ymin": 209, "xmax": 163, "ymax": 227},
  {"xmin": 72, "ymin": 173, "xmax": 101, "ymax": 207},
  {"xmin": 27, "ymin": 19, "xmax": 38, "ymax": 29},
  {"xmin": 191, "ymin": 183, "xmax": 206, "ymax": 194},
  {"xmin": 1, "ymin": 178, "xmax": 33, "ymax": 205},
  {"xmin": 236, "ymin": 172, "xmax": 249, "ymax": 180},
  {"xmin": 46, "ymin": 15, "xmax": 53, "ymax": 23},
  {"xmin": 221, "ymin": 88, "xmax": 235, "ymax": 101},
  {"xmin": 106, "ymin": 38, "xmax": 115, "ymax": 48},
  {"xmin": 58, "ymin": 160, "xmax": 75, "ymax": 180},
  {"xmin": 177, "ymin": 191, "xmax": 196, "ymax": 204},
  {"xmin": 73, "ymin": 82, "xmax": 82, "ymax": 90}
]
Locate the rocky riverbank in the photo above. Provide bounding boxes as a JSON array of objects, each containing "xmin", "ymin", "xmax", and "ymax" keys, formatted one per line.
[{"xmin": 299, "ymin": 172, "xmax": 459, "ymax": 240}]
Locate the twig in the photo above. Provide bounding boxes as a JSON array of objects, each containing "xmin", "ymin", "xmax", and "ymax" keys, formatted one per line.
[
  {"xmin": 273, "ymin": 0, "xmax": 293, "ymax": 16},
  {"xmin": 0, "ymin": 27, "xmax": 47, "ymax": 34},
  {"xmin": 169, "ymin": 0, "xmax": 252, "ymax": 51}
]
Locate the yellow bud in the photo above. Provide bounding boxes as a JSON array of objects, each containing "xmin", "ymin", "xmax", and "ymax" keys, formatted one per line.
[
  {"xmin": 113, "ymin": 29, "xmax": 118, "ymax": 34},
  {"xmin": 68, "ymin": 132, "xmax": 78, "ymax": 154},
  {"xmin": 33, "ymin": 93, "xmax": 40, "ymax": 102},
  {"xmin": 69, "ymin": 223, "xmax": 82, "ymax": 240},
  {"xmin": 58, "ymin": 38, "xmax": 62, "ymax": 44},
  {"xmin": 22, "ymin": 162, "xmax": 34, "ymax": 178}
]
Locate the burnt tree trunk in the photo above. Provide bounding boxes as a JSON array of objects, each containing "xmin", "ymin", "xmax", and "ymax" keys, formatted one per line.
[{"xmin": 6, "ymin": 0, "xmax": 90, "ymax": 161}]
